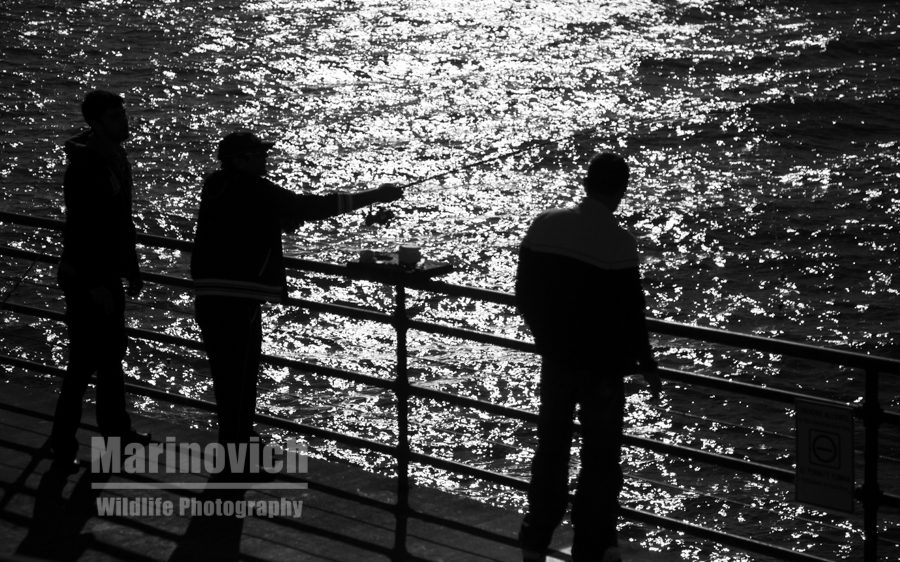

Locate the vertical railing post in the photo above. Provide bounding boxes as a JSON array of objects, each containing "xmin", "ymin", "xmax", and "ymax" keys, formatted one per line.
[
  {"xmin": 863, "ymin": 368, "xmax": 881, "ymax": 561},
  {"xmin": 393, "ymin": 280, "xmax": 410, "ymax": 560}
]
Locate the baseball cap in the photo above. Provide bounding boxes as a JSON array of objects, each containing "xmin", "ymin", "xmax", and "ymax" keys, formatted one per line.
[{"xmin": 217, "ymin": 130, "xmax": 275, "ymax": 160}]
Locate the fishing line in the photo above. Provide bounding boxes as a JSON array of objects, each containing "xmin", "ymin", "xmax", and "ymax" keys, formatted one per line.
[
  {"xmin": 404, "ymin": 128, "xmax": 594, "ymax": 190},
  {"xmin": 363, "ymin": 125, "xmax": 597, "ymax": 225}
]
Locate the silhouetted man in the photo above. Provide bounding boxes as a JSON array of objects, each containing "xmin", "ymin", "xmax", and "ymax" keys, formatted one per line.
[
  {"xmin": 50, "ymin": 90, "xmax": 149, "ymax": 472},
  {"xmin": 515, "ymin": 152, "xmax": 661, "ymax": 562},
  {"xmin": 191, "ymin": 130, "xmax": 403, "ymax": 464}
]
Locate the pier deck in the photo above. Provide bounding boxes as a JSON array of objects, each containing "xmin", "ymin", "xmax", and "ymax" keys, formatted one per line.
[{"xmin": 0, "ymin": 372, "xmax": 679, "ymax": 561}]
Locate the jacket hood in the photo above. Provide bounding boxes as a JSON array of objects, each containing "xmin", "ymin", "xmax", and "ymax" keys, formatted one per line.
[
  {"xmin": 63, "ymin": 130, "xmax": 128, "ymax": 163},
  {"xmin": 63, "ymin": 130, "xmax": 94, "ymax": 161}
]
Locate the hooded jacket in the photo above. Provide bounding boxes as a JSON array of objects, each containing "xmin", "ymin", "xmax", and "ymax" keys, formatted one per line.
[
  {"xmin": 59, "ymin": 131, "xmax": 139, "ymax": 289},
  {"xmin": 190, "ymin": 169, "xmax": 354, "ymax": 302},
  {"xmin": 515, "ymin": 196, "xmax": 654, "ymax": 370}
]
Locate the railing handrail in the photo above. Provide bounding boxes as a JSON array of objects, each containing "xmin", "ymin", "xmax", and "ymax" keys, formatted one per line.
[
  {"xmin": 3, "ymin": 210, "xmax": 899, "ymax": 374},
  {"xmin": 5, "ymin": 244, "xmax": 900, "ymax": 432}
]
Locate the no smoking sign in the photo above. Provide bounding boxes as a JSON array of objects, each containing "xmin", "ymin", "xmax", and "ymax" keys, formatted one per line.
[{"xmin": 796, "ymin": 399, "xmax": 855, "ymax": 513}]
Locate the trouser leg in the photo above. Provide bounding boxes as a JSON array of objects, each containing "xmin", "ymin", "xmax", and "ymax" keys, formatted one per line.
[
  {"xmin": 237, "ymin": 311, "xmax": 262, "ymax": 443},
  {"xmin": 50, "ymin": 352, "xmax": 93, "ymax": 460},
  {"xmin": 520, "ymin": 359, "xmax": 577, "ymax": 553},
  {"xmin": 51, "ymin": 281, "xmax": 132, "ymax": 458},
  {"xmin": 196, "ymin": 297, "xmax": 262, "ymax": 448},
  {"xmin": 571, "ymin": 374, "xmax": 625, "ymax": 560},
  {"xmin": 94, "ymin": 283, "xmax": 132, "ymax": 436}
]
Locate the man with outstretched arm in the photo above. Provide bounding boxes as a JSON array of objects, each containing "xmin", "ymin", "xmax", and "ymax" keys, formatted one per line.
[
  {"xmin": 50, "ymin": 89, "xmax": 151, "ymax": 473},
  {"xmin": 190, "ymin": 130, "xmax": 402, "ymax": 469},
  {"xmin": 515, "ymin": 152, "xmax": 662, "ymax": 562}
]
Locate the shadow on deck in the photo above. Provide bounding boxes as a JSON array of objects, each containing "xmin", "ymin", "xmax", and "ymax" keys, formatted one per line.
[{"xmin": 0, "ymin": 372, "xmax": 679, "ymax": 562}]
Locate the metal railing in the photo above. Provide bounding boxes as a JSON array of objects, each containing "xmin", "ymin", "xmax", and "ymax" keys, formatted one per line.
[{"xmin": 1, "ymin": 210, "xmax": 899, "ymax": 561}]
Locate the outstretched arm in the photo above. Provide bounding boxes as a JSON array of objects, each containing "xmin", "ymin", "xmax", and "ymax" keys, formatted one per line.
[
  {"xmin": 277, "ymin": 183, "xmax": 404, "ymax": 228},
  {"xmin": 344, "ymin": 183, "xmax": 403, "ymax": 211}
]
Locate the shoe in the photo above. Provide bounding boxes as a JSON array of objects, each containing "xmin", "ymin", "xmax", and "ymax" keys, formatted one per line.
[
  {"xmin": 600, "ymin": 546, "xmax": 622, "ymax": 562},
  {"xmin": 48, "ymin": 457, "xmax": 81, "ymax": 475},
  {"xmin": 122, "ymin": 431, "xmax": 153, "ymax": 445},
  {"xmin": 47, "ymin": 441, "xmax": 81, "ymax": 475}
]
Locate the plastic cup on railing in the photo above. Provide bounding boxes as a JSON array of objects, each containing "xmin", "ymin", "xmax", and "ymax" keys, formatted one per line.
[{"xmin": 398, "ymin": 244, "xmax": 421, "ymax": 268}]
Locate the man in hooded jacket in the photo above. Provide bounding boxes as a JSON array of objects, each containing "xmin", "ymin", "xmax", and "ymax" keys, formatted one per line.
[{"xmin": 50, "ymin": 90, "xmax": 149, "ymax": 472}]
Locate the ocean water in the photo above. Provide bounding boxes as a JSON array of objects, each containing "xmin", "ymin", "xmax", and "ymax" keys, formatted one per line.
[{"xmin": 1, "ymin": 0, "xmax": 899, "ymax": 560}]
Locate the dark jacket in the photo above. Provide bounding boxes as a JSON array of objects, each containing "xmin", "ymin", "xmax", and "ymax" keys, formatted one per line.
[
  {"xmin": 59, "ymin": 131, "xmax": 139, "ymax": 290},
  {"xmin": 515, "ymin": 197, "xmax": 654, "ymax": 370},
  {"xmin": 190, "ymin": 169, "xmax": 354, "ymax": 302}
]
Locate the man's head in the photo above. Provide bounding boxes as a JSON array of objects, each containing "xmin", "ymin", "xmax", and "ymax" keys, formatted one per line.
[
  {"xmin": 583, "ymin": 152, "xmax": 629, "ymax": 209},
  {"xmin": 217, "ymin": 130, "xmax": 274, "ymax": 176},
  {"xmin": 82, "ymin": 90, "xmax": 129, "ymax": 144}
]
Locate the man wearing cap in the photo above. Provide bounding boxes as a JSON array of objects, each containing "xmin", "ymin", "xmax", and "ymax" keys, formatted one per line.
[
  {"xmin": 515, "ymin": 152, "xmax": 661, "ymax": 562},
  {"xmin": 190, "ymin": 130, "xmax": 403, "ymax": 456}
]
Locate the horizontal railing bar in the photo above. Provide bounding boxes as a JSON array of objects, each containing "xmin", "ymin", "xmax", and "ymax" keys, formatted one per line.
[
  {"xmin": 408, "ymin": 384, "xmax": 538, "ymax": 423},
  {"xmin": 262, "ymin": 353, "xmax": 394, "ymax": 391},
  {"xmin": 620, "ymin": 507, "xmax": 836, "ymax": 562},
  {"xmin": 0, "ymin": 246, "xmax": 524, "ymax": 353},
  {"xmin": 409, "ymin": 451, "xmax": 527, "ymax": 490},
  {"xmin": 408, "ymin": 384, "xmax": 797, "ymax": 481},
  {"xmin": 252, "ymin": 409, "xmax": 397, "ymax": 456},
  {"xmin": 407, "ymin": 318, "xmax": 535, "ymax": 353},
  {"xmin": 882, "ymin": 409, "xmax": 900, "ymax": 428},
  {"xmin": 404, "ymin": 452, "xmax": 831, "ymax": 562},
  {"xmin": 143, "ymin": 271, "xmax": 192, "ymax": 289},
  {"xmin": 626, "ymin": 433, "xmax": 795, "ymax": 481},
  {"xmin": 284, "ymin": 295, "xmax": 393, "ymax": 325},
  {"xmin": 0, "ymin": 354, "xmax": 397, "ymax": 455},
  {"xmin": 0, "ymin": 245, "xmax": 56, "ymax": 264},
  {"xmin": 407, "ymin": 278, "xmax": 515, "ymax": 306},
  {"xmin": 882, "ymin": 493, "xmax": 900, "ymax": 511},
  {"xmin": 660, "ymin": 367, "xmax": 853, "ymax": 408},
  {"xmin": 1, "ymin": 302, "xmax": 396, "ymax": 392},
  {"xmin": 0, "ymin": 245, "xmax": 394, "ymax": 325},
  {"xmin": 3, "ymin": 211, "xmax": 898, "ymax": 374},
  {"xmin": 662, "ymin": 367, "xmax": 900, "ymax": 428},
  {"xmin": 854, "ymin": 486, "xmax": 900, "ymax": 513},
  {"xmin": 0, "ymin": 211, "xmax": 64, "ymax": 232},
  {"xmin": 646, "ymin": 318, "xmax": 900, "ymax": 373}
]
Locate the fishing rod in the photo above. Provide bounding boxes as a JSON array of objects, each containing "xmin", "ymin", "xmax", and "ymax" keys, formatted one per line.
[{"xmin": 364, "ymin": 126, "xmax": 597, "ymax": 225}]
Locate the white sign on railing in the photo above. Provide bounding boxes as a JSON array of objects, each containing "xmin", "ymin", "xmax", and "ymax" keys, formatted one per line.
[{"xmin": 795, "ymin": 399, "xmax": 855, "ymax": 513}]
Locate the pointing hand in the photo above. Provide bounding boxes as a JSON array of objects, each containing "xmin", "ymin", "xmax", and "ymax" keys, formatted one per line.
[{"xmin": 377, "ymin": 183, "xmax": 403, "ymax": 203}]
